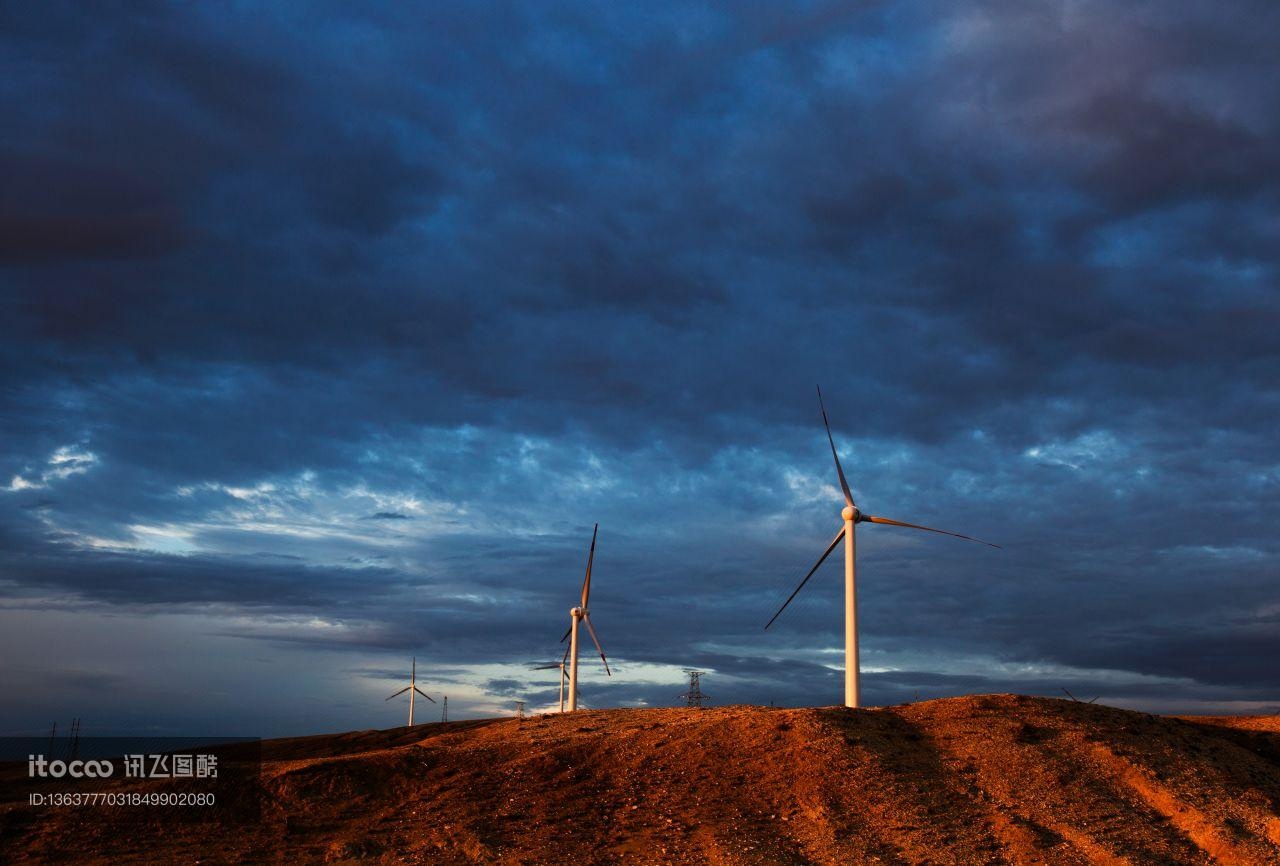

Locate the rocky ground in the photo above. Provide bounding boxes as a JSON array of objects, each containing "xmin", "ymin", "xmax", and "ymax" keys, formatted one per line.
[{"xmin": 3, "ymin": 694, "xmax": 1279, "ymax": 864}]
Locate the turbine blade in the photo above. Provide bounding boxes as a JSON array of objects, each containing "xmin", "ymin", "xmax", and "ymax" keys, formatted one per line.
[
  {"xmin": 385, "ymin": 686, "xmax": 410, "ymax": 701},
  {"xmin": 562, "ymin": 643, "xmax": 570, "ymax": 666},
  {"xmin": 580, "ymin": 523, "xmax": 598, "ymax": 608},
  {"xmin": 414, "ymin": 686, "xmax": 436, "ymax": 703},
  {"xmin": 582, "ymin": 613, "xmax": 611, "ymax": 676},
  {"xmin": 532, "ymin": 664, "xmax": 561, "ymax": 670},
  {"xmin": 862, "ymin": 515, "xmax": 1001, "ymax": 548},
  {"xmin": 559, "ymin": 624, "xmax": 572, "ymax": 643},
  {"xmin": 817, "ymin": 385, "xmax": 855, "ymax": 507},
  {"xmin": 765, "ymin": 527, "xmax": 846, "ymax": 630}
]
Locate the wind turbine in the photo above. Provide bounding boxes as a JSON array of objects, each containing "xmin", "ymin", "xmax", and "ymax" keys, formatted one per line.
[
  {"xmin": 531, "ymin": 658, "xmax": 570, "ymax": 713},
  {"xmin": 765, "ymin": 386, "xmax": 1000, "ymax": 709},
  {"xmin": 384, "ymin": 656, "xmax": 435, "ymax": 726},
  {"xmin": 559, "ymin": 523, "xmax": 611, "ymax": 711}
]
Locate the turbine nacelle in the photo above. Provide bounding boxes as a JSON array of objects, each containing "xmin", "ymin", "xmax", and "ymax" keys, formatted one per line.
[
  {"xmin": 570, "ymin": 606, "xmax": 586, "ymax": 618},
  {"xmin": 842, "ymin": 505, "xmax": 861, "ymax": 522}
]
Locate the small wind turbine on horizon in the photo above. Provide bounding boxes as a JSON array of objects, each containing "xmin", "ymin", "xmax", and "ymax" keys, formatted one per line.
[
  {"xmin": 384, "ymin": 656, "xmax": 436, "ymax": 726},
  {"xmin": 765, "ymin": 386, "xmax": 1000, "ymax": 709},
  {"xmin": 531, "ymin": 659, "xmax": 570, "ymax": 713},
  {"xmin": 558, "ymin": 523, "xmax": 611, "ymax": 711}
]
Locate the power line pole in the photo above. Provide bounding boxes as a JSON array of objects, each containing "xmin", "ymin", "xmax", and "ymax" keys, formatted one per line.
[{"xmin": 679, "ymin": 670, "xmax": 708, "ymax": 708}]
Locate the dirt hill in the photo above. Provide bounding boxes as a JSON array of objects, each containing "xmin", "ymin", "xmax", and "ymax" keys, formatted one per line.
[{"xmin": 4, "ymin": 694, "xmax": 1280, "ymax": 864}]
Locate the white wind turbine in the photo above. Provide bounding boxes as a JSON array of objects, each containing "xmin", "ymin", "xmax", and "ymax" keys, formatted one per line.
[
  {"xmin": 558, "ymin": 523, "xmax": 611, "ymax": 711},
  {"xmin": 384, "ymin": 656, "xmax": 436, "ymax": 726},
  {"xmin": 765, "ymin": 386, "xmax": 1000, "ymax": 709},
  {"xmin": 531, "ymin": 659, "xmax": 570, "ymax": 713}
]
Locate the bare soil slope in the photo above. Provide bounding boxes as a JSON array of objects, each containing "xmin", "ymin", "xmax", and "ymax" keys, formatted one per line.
[{"xmin": 4, "ymin": 695, "xmax": 1279, "ymax": 864}]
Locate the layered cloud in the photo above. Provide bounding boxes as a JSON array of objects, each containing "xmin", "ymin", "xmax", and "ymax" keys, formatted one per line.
[{"xmin": 1, "ymin": 0, "xmax": 1277, "ymax": 734}]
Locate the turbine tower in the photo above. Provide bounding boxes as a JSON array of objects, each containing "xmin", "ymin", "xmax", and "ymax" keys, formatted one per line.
[
  {"xmin": 765, "ymin": 386, "xmax": 1000, "ymax": 709},
  {"xmin": 532, "ymin": 658, "xmax": 570, "ymax": 713},
  {"xmin": 385, "ymin": 656, "xmax": 436, "ymax": 726},
  {"xmin": 559, "ymin": 523, "xmax": 611, "ymax": 711}
]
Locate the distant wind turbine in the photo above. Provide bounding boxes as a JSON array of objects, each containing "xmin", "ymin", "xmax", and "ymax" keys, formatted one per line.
[
  {"xmin": 765, "ymin": 386, "xmax": 1000, "ymax": 709},
  {"xmin": 385, "ymin": 656, "xmax": 435, "ymax": 726},
  {"xmin": 531, "ymin": 658, "xmax": 570, "ymax": 713},
  {"xmin": 559, "ymin": 524, "xmax": 611, "ymax": 711}
]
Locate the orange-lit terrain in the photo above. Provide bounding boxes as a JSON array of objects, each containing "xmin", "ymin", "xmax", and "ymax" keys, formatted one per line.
[{"xmin": 4, "ymin": 695, "xmax": 1280, "ymax": 864}]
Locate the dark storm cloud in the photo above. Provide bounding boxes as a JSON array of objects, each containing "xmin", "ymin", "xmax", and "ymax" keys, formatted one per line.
[
  {"xmin": 0, "ymin": 152, "xmax": 186, "ymax": 263},
  {"xmin": 484, "ymin": 679, "xmax": 526, "ymax": 699},
  {"xmin": 1, "ymin": 0, "xmax": 1278, "ymax": 732}
]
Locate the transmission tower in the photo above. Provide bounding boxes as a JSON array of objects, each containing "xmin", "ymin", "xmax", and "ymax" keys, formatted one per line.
[
  {"xmin": 514, "ymin": 700, "xmax": 526, "ymax": 719},
  {"xmin": 679, "ymin": 670, "xmax": 708, "ymax": 708}
]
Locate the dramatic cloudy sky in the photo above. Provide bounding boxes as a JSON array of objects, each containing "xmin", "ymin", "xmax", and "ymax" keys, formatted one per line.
[{"xmin": 2, "ymin": 1, "xmax": 1277, "ymax": 736}]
